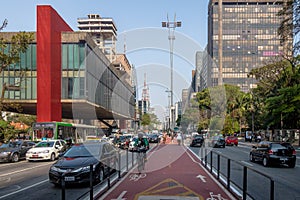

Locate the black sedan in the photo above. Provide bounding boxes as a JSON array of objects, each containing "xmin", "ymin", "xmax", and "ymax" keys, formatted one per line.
[
  {"xmin": 148, "ymin": 134, "xmax": 160, "ymax": 143},
  {"xmin": 190, "ymin": 135, "xmax": 204, "ymax": 147},
  {"xmin": 0, "ymin": 140, "xmax": 35, "ymax": 162},
  {"xmin": 209, "ymin": 136, "xmax": 225, "ymax": 148},
  {"xmin": 49, "ymin": 141, "xmax": 119, "ymax": 186},
  {"xmin": 249, "ymin": 141, "xmax": 296, "ymax": 168}
]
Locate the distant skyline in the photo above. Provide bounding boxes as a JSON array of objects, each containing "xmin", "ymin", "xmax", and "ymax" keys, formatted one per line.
[{"xmin": 1, "ymin": 0, "xmax": 209, "ymax": 121}]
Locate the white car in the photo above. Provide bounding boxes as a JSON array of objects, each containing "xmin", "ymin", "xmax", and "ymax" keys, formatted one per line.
[{"xmin": 26, "ymin": 140, "xmax": 66, "ymax": 161}]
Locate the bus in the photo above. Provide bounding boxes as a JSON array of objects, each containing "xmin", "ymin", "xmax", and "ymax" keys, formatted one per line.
[{"xmin": 31, "ymin": 122, "xmax": 103, "ymax": 143}]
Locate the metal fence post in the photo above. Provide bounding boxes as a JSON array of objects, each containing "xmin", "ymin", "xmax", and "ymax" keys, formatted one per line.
[
  {"xmin": 61, "ymin": 174, "xmax": 66, "ymax": 200},
  {"xmin": 204, "ymin": 148, "xmax": 207, "ymax": 167},
  {"xmin": 126, "ymin": 149, "xmax": 129, "ymax": 172},
  {"xmin": 270, "ymin": 179, "xmax": 274, "ymax": 200},
  {"xmin": 107, "ymin": 157, "xmax": 111, "ymax": 189},
  {"xmin": 210, "ymin": 151, "xmax": 213, "ymax": 173},
  {"xmin": 132, "ymin": 151, "xmax": 134, "ymax": 167},
  {"xmin": 243, "ymin": 166, "xmax": 248, "ymax": 200},
  {"xmin": 217, "ymin": 154, "xmax": 220, "ymax": 179},
  {"xmin": 118, "ymin": 151, "xmax": 121, "ymax": 179},
  {"xmin": 89, "ymin": 164, "xmax": 93, "ymax": 200},
  {"xmin": 227, "ymin": 159, "xmax": 231, "ymax": 190}
]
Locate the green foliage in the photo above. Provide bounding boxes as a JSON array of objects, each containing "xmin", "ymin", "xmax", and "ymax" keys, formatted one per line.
[
  {"xmin": 7, "ymin": 113, "xmax": 36, "ymax": 127},
  {"xmin": 0, "ymin": 32, "xmax": 34, "ymax": 73},
  {"xmin": 0, "ymin": 120, "xmax": 17, "ymax": 142},
  {"xmin": 0, "ymin": 31, "xmax": 34, "ymax": 118},
  {"xmin": 249, "ymin": 55, "xmax": 300, "ymax": 129}
]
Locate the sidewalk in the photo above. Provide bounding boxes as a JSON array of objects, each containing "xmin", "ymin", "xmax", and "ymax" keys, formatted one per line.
[{"xmin": 99, "ymin": 140, "xmax": 236, "ymax": 200}]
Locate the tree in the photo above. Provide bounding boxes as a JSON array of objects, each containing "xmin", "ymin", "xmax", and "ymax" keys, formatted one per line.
[
  {"xmin": 249, "ymin": 56, "xmax": 300, "ymax": 130},
  {"xmin": 0, "ymin": 120, "xmax": 17, "ymax": 142},
  {"xmin": 141, "ymin": 113, "xmax": 151, "ymax": 126},
  {"xmin": 0, "ymin": 23, "xmax": 34, "ymax": 119}
]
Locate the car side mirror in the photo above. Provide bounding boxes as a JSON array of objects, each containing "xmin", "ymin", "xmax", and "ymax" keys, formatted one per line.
[{"xmin": 55, "ymin": 145, "xmax": 60, "ymax": 149}]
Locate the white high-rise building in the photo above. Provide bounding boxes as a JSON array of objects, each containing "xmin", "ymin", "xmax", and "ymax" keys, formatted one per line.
[{"xmin": 77, "ymin": 14, "xmax": 117, "ymax": 63}]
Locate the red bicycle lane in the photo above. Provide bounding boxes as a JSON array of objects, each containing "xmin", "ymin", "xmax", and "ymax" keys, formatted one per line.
[{"xmin": 99, "ymin": 144, "xmax": 236, "ymax": 200}]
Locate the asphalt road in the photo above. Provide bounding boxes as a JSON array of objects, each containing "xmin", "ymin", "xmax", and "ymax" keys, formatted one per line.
[
  {"xmin": 188, "ymin": 141, "xmax": 300, "ymax": 200},
  {"xmin": 0, "ymin": 141, "xmax": 299, "ymax": 200}
]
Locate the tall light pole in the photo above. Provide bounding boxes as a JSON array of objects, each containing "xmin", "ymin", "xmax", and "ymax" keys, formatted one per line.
[{"xmin": 162, "ymin": 14, "xmax": 181, "ymax": 130}]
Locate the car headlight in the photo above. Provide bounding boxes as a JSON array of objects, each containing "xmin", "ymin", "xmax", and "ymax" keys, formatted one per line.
[
  {"xmin": 42, "ymin": 150, "xmax": 49, "ymax": 153},
  {"xmin": 50, "ymin": 166, "xmax": 60, "ymax": 172},
  {"xmin": 0, "ymin": 151, "xmax": 11, "ymax": 155},
  {"xmin": 75, "ymin": 164, "xmax": 97, "ymax": 172}
]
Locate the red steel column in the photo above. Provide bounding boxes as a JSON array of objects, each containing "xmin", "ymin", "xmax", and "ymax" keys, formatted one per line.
[{"xmin": 36, "ymin": 5, "xmax": 72, "ymax": 122}]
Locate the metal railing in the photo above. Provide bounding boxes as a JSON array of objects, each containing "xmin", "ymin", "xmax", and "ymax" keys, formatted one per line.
[
  {"xmin": 199, "ymin": 148, "xmax": 275, "ymax": 200},
  {"xmin": 58, "ymin": 148, "xmax": 139, "ymax": 200}
]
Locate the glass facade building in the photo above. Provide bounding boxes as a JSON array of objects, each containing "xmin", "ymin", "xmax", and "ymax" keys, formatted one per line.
[
  {"xmin": 0, "ymin": 32, "xmax": 135, "ymax": 120},
  {"xmin": 207, "ymin": 0, "xmax": 292, "ymax": 92}
]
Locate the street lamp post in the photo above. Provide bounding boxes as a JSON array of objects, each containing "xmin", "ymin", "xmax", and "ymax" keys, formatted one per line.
[{"xmin": 162, "ymin": 14, "xmax": 181, "ymax": 131}]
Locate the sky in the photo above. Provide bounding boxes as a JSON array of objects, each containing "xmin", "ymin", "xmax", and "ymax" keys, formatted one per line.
[{"xmin": 1, "ymin": 0, "xmax": 209, "ymax": 122}]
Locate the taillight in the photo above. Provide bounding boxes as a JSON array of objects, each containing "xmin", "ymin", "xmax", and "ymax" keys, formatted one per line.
[
  {"xmin": 268, "ymin": 150, "xmax": 273, "ymax": 155},
  {"xmin": 292, "ymin": 150, "xmax": 296, "ymax": 155}
]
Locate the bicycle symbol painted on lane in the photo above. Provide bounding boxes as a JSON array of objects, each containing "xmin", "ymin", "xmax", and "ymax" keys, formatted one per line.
[
  {"xmin": 129, "ymin": 173, "xmax": 147, "ymax": 182},
  {"xmin": 206, "ymin": 192, "xmax": 227, "ymax": 200}
]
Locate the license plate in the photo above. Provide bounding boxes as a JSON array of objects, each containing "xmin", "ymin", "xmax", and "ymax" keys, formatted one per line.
[
  {"xmin": 32, "ymin": 155, "xmax": 38, "ymax": 158},
  {"xmin": 64, "ymin": 176, "xmax": 75, "ymax": 181},
  {"xmin": 280, "ymin": 158, "xmax": 288, "ymax": 161}
]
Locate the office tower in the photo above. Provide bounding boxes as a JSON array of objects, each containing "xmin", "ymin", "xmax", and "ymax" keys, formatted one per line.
[{"xmin": 207, "ymin": 0, "xmax": 292, "ymax": 92}]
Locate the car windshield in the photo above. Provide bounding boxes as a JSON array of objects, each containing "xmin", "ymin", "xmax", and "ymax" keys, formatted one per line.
[
  {"xmin": 6, "ymin": 141, "xmax": 21, "ymax": 148},
  {"xmin": 0, "ymin": 143, "xmax": 8, "ymax": 148},
  {"xmin": 35, "ymin": 141, "xmax": 55, "ymax": 147},
  {"xmin": 271, "ymin": 143, "xmax": 293, "ymax": 150},
  {"xmin": 64, "ymin": 144, "xmax": 100, "ymax": 158},
  {"xmin": 194, "ymin": 135, "xmax": 203, "ymax": 139}
]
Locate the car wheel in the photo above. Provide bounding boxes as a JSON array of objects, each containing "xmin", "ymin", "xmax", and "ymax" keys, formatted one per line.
[
  {"xmin": 50, "ymin": 153, "xmax": 56, "ymax": 161},
  {"xmin": 98, "ymin": 168, "xmax": 105, "ymax": 183},
  {"xmin": 249, "ymin": 154, "xmax": 255, "ymax": 162},
  {"xmin": 288, "ymin": 161, "xmax": 296, "ymax": 168},
  {"xmin": 11, "ymin": 153, "xmax": 19, "ymax": 162},
  {"xmin": 262, "ymin": 157, "xmax": 269, "ymax": 167}
]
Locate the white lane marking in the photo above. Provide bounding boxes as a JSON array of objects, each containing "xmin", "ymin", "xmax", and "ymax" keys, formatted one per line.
[
  {"xmin": 0, "ymin": 179, "xmax": 49, "ymax": 199},
  {"xmin": 196, "ymin": 174, "xmax": 206, "ymax": 183},
  {"xmin": 129, "ymin": 173, "xmax": 146, "ymax": 182},
  {"xmin": 241, "ymin": 161, "xmax": 253, "ymax": 167},
  {"xmin": 111, "ymin": 191, "xmax": 127, "ymax": 200},
  {"xmin": 0, "ymin": 163, "xmax": 52, "ymax": 177}
]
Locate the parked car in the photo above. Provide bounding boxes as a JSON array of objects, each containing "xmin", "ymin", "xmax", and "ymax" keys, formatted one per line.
[
  {"xmin": 209, "ymin": 136, "xmax": 225, "ymax": 148},
  {"xmin": 26, "ymin": 139, "xmax": 66, "ymax": 161},
  {"xmin": 190, "ymin": 135, "xmax": 204, "ymax": 147},
  {"xmin": 49, "ymin": 141, "xmax": 119, "ymax": 186},
  {"xmin": 225, "ymin": 136, "xmax": 238, "ymax": 146},
  {"xmin": 0, "ymin": 140, "xmax": 35, "ymax": 162},
  {"xmin": 249, "ymin": 141, "xmax": 296, "ymax": 168},
  {"xmin": 112, "ymin": 135, "xmax": 128, "ymax": 149},
  {"xmin": 148, "ymin": 134, "xmax": 160, "ymax": 143}
]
